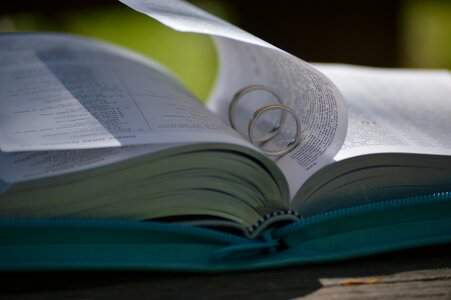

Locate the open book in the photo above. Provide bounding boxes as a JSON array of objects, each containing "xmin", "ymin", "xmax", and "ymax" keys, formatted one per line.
[{"xmin": 1, "ymin": 0, "xmax": 451, "ymax": 243}]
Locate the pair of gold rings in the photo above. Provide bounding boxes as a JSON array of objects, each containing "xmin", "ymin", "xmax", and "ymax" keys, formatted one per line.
[{"xmin": 228, "ymin": 85, "xmax": 301, "ymax": 157}]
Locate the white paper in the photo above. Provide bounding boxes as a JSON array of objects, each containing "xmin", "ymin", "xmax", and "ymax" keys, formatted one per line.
[
  {"xmin": 0, "ymin": 144, "xmax": 177, "ymax": 184},
  {"xmin": 0, "ymin": 34, "xmax": 249, "ymax": 152},
  {"xmin": 316, "ymin": 65, "xmax": 451, "ymax": 160},
  {"xmin": 120, "ymin": 0, "xmax": 348, "ymax": 198}
]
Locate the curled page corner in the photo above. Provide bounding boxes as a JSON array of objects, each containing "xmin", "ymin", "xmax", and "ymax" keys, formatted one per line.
[{"xmin": 118, "ymin": 0, "xmax": 274, "ymax": 49}]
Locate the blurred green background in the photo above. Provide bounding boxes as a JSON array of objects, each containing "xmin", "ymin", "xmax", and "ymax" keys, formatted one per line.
[
  {"xmin": 1, "ymin": 0, "xmax": 450, "ymax": 102},
  {"xmin": 403, "ymin": 0, "xmax": 451, "ymax": 68}
]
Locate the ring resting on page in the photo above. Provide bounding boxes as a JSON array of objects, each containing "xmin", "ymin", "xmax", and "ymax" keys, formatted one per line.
[{"xmin": 228, "ymin": 84, "xmax": 301, "ymax": 157}]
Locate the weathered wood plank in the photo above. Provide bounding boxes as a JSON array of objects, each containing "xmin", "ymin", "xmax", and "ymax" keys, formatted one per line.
[
  {"xmin": 302, "ymin": 278, "xmax": 451, "ymax": 300},
  {"xmin": 1, "ymin": 244, "xmax": 451, "ymax": 299},
  {"xmin": 300, "ymin": 269, "xmax": 451, "ymax": 300}
]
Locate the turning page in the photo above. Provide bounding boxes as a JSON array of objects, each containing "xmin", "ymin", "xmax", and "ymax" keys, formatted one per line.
[{"xmin": 120, "ymin": 0, "xmax": 348, "ymax": 197}]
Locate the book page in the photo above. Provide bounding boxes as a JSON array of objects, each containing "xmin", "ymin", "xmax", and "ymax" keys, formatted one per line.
[
  {"xmin": 0, "ymin": 144, "xmax": 176, "ymax": 192},
  {"xmin": 0, "ymin": 33, "xmax": 251, "ymax": 152},
  {"xmin": 316, "ymin": 65, "xmax": 451, "ymax": 160},
  {"xmin": 120, "ymin": 0, "xmax": 348, "ymax": 198}
]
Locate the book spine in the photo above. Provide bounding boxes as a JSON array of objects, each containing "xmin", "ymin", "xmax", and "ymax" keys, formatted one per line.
[{"xmin": 246, "ymin": 210, "xmax": 300, "ymax": 238}]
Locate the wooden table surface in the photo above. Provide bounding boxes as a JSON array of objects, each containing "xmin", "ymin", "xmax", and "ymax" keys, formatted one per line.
[{"xmin": 1, "ymin": 244, "xmax": 450, "ymax": 299}]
